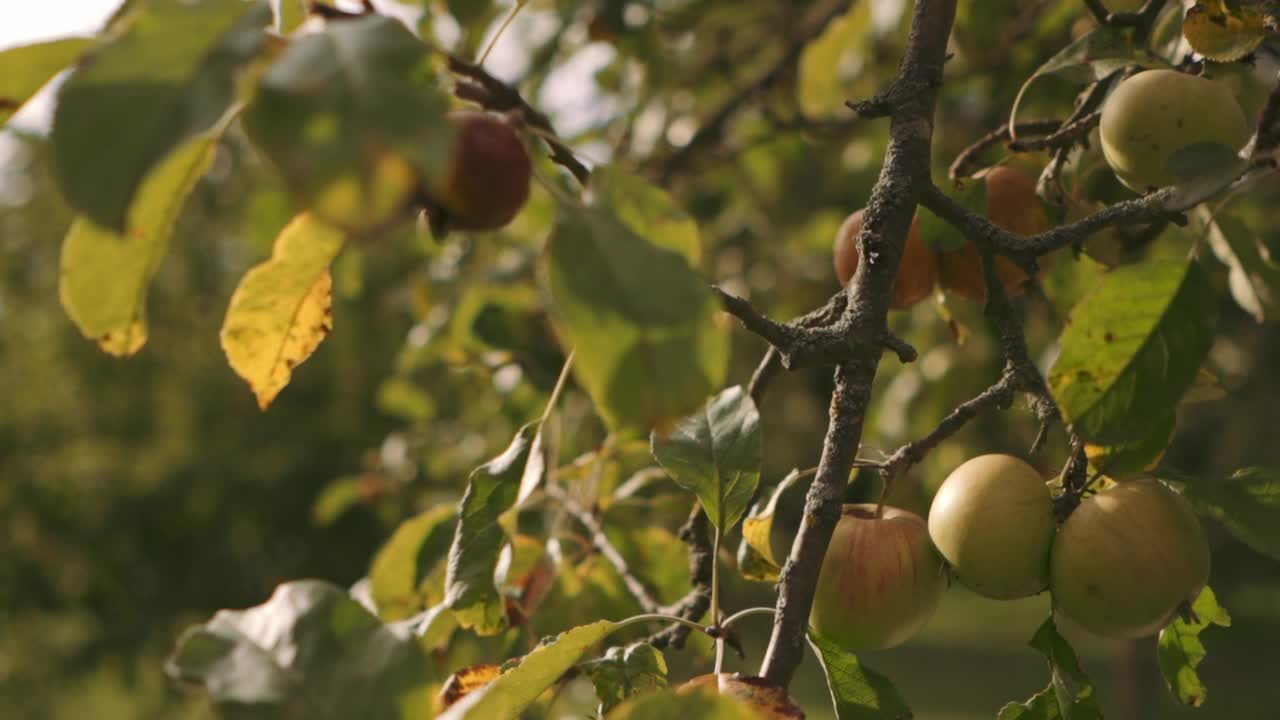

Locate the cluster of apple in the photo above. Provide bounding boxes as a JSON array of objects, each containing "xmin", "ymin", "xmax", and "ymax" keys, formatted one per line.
[
  {"xmin": 832, "ymin": 165, "xmax": 1046, "ymax": 306},
  {"xmin": 810, "ymin": 455, "xmax": 1210, "ymax": 650}
]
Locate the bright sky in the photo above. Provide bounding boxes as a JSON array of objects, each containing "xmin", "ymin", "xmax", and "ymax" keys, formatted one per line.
[{"xmin": 0, "ymin": 0, "xmax": 123, "ymax": 51}]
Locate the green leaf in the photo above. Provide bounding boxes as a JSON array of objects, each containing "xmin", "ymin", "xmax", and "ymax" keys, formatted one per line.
[
  {"xmin": 60, "ymin": 134, "xmax": 216, "ymax": 356},
  {"xmin": 1176, "ymin": 467, "xmax": 1280, "ymax": 561},
  {"xmin": 545, "ymin": 203, "xmax": 728, "ymax": 434},
  {"xmin": 1083, "ymin": 411, "xmax": 1176, "ymax": 479},
  {"xmin": 438, "ymin": 620, "xmax": 617, "ymax": 719},
  {"xmin": 1048, "ymin": 259, "xmax": 1218, "ymax": 445},
  {"xmin": 369, "ymin": 504, "xmax": 457, "ymax": 621},
  {"xmin": 51, "ymin": 0, "xmax": 271, "ymax": 230},
  {"xmin": 1009, "ymin": 26, "xmax": 1156, "ymax": 133},
  {"xmin": 918, "ymin": 177, "xmax": 987, "ymax": 251},
  {"xmin": 311, "ymin": 475, "xmax": 368, "ymax": 526},
  {"xmin": 1004, "ymin": 619, "xmax": 1102, "ymax": 720},
  {"xmin": 0, "ymin": 37, "xmax": 95, "ymax": 125},
  {"xmin": 606, "ymin": 687, "xmax": 765, "ymax": 719},
  {"xmin": 166, "ymin": 580, "xmax": 433, "ymax": 719},
  {"xmin": 1158, "ymin": 586, "xmax": 1231, "ymax": 707},
  {"xmin": 444, "ymin": 423, "xmax": 537, "ymax": 635},
  {"xmin": 220, "ymin": 213, "xmax": 345, "ymax": 409},
  {"xmin": 243, "ymin": 14, "xmax": 450, "ymax": 233},
  {"xmin": 797, "ymin": 4, "xmax": 873, "ymax": 118},
  {"xmin": 579, "ymin": 644, "xmax": 669, "ymax": 715},
  {"xmin": 1204, "ymin": 213, "xmax": 1280, "ymax": 323},
  {"xmin": 651, "ymin": 386, "xmax": 762, "ymax": 532},
  {"xmin": 590, "ymin": 165, "xmax": 702, "ymax": 265},
  {"xmin": 808, "ymin": 630, "xmax": 915, "ymax": 719},
  {"xmin": 736, "ymin": 469, "xmax": 806, "ymax": 583}
]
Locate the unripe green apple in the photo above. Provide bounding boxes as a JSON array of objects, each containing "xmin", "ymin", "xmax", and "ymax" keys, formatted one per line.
[
  {"xmin": 1051, "ymin": 479, "xmax": 1210, "ymax": 638},
  {"xmin": 426, "ymin": 111, "xmax": 532, "ymax": 231},
  {"xmin": 1099, "ymin": 70, "xmax": 1249, "ymax": 192},
  {"xmin": 833, "ymin": 209, "xmax": 937, "ymax": 310},
  {"xmin": 810, "ymin": 505, "xmax": 944, "ymax": 650},
  {"xmin": 928, "ymin": 454, "xmax": 1055, "ymax": 599}
]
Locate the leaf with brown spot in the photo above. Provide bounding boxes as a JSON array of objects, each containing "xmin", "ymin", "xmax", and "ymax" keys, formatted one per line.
[
  {"xmin": 1183, "ymin": 1, "xmax": 1269, "ymax": 62},
  {"xmin": 438, "ymin": 664, "xmax": 501, "ymax": 712},
  {"xmin": 220, "ymin": 213, "xmax": 345, "ymax": 409}
]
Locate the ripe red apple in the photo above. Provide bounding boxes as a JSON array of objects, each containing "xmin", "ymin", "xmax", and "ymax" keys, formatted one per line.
[
  {"xmin": 423, "ymin": 111, "xmax": 532, "ymax": 231},
  {"xmin": 833, "ymin": 209, "xmax": 937, "ymax": 310},
  {"xmin": 1051, "ymin": 479, "xmax": 1210, "ymax": 638},
  {"xmin": 1100, "ymin": 69, "xmax": 1249, "ymax": 192},
  {"xmin": 928, "ymin": 454, "xmax": 1055, "ymax": 600},
  {"xmin": 938, "ymin": 166, "xmax": 1047, "ymax": 302},
  {"xmin": 809, "ymin": 504, "xmax": 944, "ymax": 650}
]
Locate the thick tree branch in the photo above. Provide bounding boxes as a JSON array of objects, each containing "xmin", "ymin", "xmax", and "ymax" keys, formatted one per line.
[{"xmin": 758, "ymin": 0, "xmax": 957, "ymax": 688}]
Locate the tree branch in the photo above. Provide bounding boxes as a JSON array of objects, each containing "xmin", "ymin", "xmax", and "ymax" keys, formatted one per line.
[
  {"xmin": 546, "ymin": 485, "xmax": 664, "ymax": 614},
  {"xmin": 643, "ymin": 505, "xmax": 714, "ymax": 650},
  {"xmin": 757, "ymin": 0, "xmax": 957, "ymax": 688}
]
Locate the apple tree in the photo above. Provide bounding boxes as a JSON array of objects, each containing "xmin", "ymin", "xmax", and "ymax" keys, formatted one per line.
[{"xmin": 5, "ymin": 0, "xmax": 1280, "ymax": 717}]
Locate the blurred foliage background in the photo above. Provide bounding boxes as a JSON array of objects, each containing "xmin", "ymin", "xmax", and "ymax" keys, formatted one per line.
[{"xmin": 2, "ymin": 0, "xmax": 1280, "ymax": 718}]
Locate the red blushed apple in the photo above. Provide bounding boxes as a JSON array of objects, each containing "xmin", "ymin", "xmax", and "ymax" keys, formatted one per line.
[
  {"xmin": 424, "ymin": 111, "xmax": 532, "ymax": 232},
  {"xmin": 809, "ymin": 504, "xmax": 944, "ymax": 650},
  {"xmin": 833, "ymin": 209, "xmax": 937, "ymax": 310}
]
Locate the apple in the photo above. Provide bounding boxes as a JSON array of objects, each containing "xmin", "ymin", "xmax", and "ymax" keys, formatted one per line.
[
  {"xmin": 809, "ymin": 504, "xmax": 944, "ymax": 650},
  {"xmin": 928, "ymin": 454, "xmax": 1055, "ymax": 599},
  {"xmin": 1051, "ymin": 479, "xmax": 1210, "ymax": 638},
  {"xmin": 938, "ymin": 166, "xmax": 1047, "ymax": 302},
  {"xmin": 678, "ymin": 674, "xmax": 803, "ymax": 718},
  {"xmin": 833, "ymin": 209, "xmax": 937, "ymax": 310},
  {"xmin": 1099, "ymin": 69, "xmax": 1250, "ymax": 192},
  {"xmin": 423, "ymin": 111, "xmax": 532, "ymax": 231}
]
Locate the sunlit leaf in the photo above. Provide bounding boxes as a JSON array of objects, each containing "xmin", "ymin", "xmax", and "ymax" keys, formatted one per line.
[
  {"xmin": 369, "ymin": 504, "xmax": 457, "ymax": 621},
  {"xmin": 580, "ymin": 644, "xmax": 669, "ymax": 715},
  {"xmin": 797, "ymin": 4, "xmax": 873, "ymax": 118},
  {"xmin": 51, "ymin": 0, "xmax": 270, "ymax": 230},
  {"xmin": 1157, "ymin": 586, "xmax": 1231, "ymax": 707},
  {"xmin": 438, "ymin": 620, "xmax": 617, "ymax": 719},
  {"xmin": 607, "ymin": 687, "xmax": 765, "ymax": 719},
  {"xmin": 0, "ymin": 37, "xmax": 94, "ymax": 125},
  {"xmin": 60, "ymin": 135, "xmax": 216, "ymax": 356},
  {"xmin": 444, "ymin": 423, "xmax": 536, "ymax": 635},
  {"xmin": 271, "ymin": 0, "xmax": 309, "ymax": 33},
  {"xmin": 166, "ymin": 580, "xmax": 433, "ymax": 719},
  {"xmin": 1183, "ymin": 1, "xmax": 1268, "ymax": 62},
  {"xmin": 651, "ymin": 386, "xmax": 762, "ymax": 532},
  {"xmin": 676, "ymin": 674, "xmax": 805, "ymax": 719},
  {"xmin": 1049, "ymin": 259, "xmax": 1218, "ymax": 445},
  {"xmin": 1175, "ymin": 466, "xmax": 1280, "ymax": 561},
  {"xmin": 220, "ymin": 213, "xmax": 345, "ymax": 409},
  {"xmin": 808, "ymin": 631, "xmax": 914, "ymax": 719},
  {"xmin": 546, "ymin": 203, "xmax": 728, "ymax": 434},
  {"xmin": 999, "ymin": 619, "xmax": 1101, "ymax": 720},
  {"xmin": 590, "ymin": 164, "xmax": 702, "ymax": 265},
  {"xmin": 243, "ymin": 14, "xmax": 450, "ymax": 233},
  {"xmin": 737, "ymin": 469, "xmax": 806, "ymax": 583}
]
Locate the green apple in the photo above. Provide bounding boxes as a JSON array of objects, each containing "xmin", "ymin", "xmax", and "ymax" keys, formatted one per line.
[
  {"xmin": 810, "ymin": 505, "xmax": 944, "ymax": 650},
  {"xmin": 928, "ymin": 454, "xmax": 1055, "ymax": 599},
  {"xmin": 1051, "ymin": 479, "xmax": 1210, "ymax": 638},
  {"xmin": 1100, "ymin": 69, "xmax": 1249, "ymax": 192}
]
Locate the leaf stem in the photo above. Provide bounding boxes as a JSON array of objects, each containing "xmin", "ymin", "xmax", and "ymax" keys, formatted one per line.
[{"xmin": 539, "ymin": 350, "xmax": 575, "ymax": 425}]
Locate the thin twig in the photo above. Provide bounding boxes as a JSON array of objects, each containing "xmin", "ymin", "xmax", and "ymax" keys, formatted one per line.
[{"xmin": 546, "ymin": 485, "xmax": 663, "ymax": 614}]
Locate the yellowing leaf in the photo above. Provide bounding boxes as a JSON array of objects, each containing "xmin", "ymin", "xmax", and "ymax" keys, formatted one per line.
[
  {"xmin": 1183, "ymin": 1, "xmax": 1269, "ymax": 62},
  {"xmin": 60, "ymin": 136, "xmax": 217, "ymax": 357},
  {"xmin": 220, "ymin": 213, "xmax": 345, "ymax": 409}
]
